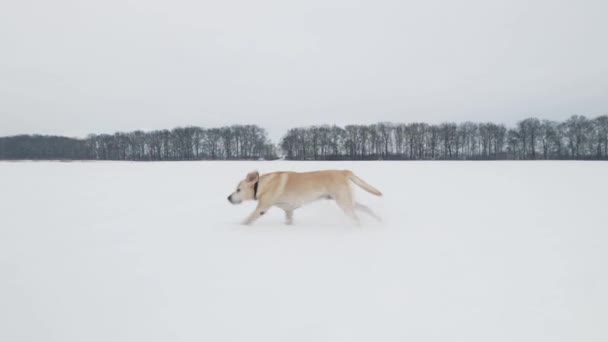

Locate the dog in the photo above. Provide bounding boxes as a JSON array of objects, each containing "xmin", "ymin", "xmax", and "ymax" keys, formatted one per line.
[{"xmin": 227, "ymin": 170, "xmax": 382, "ymax": 225}]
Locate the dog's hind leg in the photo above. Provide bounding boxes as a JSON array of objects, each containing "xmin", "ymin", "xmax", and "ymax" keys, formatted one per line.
[
  {"xmin": 334, "ymin": 192, "xmax": 360, "ymax": 225},
  {"xmin": 355, "ymin": 202, "xmax": 382, "ymax": 222}
]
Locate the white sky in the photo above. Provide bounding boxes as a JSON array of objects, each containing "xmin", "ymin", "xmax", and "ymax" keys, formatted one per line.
[{"xmin": 1, "ymin": 0, "xmax": 607, "ymax": 141}]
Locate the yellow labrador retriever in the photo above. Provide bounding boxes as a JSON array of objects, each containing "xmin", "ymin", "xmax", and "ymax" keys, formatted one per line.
[{"xmin": 227, "ymin": 170, "xmax": 382, "ymax": 225}]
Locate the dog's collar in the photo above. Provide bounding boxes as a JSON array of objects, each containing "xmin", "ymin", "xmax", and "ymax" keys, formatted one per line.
[{"xmin": 253, "ymin": 180, "xmax": 259, "ymax": 200}]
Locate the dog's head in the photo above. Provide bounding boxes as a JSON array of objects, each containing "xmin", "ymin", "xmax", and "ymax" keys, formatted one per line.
[{"xmin": 227, "ymin": 171, "xmax": 259, "ymax": 205}]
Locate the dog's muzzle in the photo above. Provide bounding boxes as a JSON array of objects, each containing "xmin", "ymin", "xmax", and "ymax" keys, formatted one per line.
[{"xmin": 227, "ymin": 195, "xmax": 240, "ymax": 204}]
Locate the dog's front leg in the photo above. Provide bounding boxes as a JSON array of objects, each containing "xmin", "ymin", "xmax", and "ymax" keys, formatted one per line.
[
  {"xmin": 242, "ymin": 204, "xmax": 270, "ymax": 225},
  {"xmin": 284, "ymin": 209, "xmax": 294, "ymax": 225}
]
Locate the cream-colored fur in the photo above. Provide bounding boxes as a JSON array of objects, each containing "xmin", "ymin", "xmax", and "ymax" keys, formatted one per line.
[{"xmin": 227, "ymin": 170, "xmax": 382, "ymax": 225}]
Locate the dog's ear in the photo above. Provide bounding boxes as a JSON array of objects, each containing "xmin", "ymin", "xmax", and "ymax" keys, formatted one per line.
[{"xmin": 245, "ymin": 171, "xmax": 259, "ymax": 183}]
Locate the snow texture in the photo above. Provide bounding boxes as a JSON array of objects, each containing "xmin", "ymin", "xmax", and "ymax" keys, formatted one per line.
[{"xmin": 1, "ymin": 161, "xmax": 607, "ymax": 342}]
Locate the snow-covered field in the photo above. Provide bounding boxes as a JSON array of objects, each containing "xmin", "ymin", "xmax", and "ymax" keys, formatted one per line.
[{"xmin": 1, "ymin": 161, "xmax": 607, "ymax": 342}]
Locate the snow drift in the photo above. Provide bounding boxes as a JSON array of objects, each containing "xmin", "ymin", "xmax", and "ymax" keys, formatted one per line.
[{"xmin": 1, "ymin": 161, "xmax": 607, "ymax": 342}]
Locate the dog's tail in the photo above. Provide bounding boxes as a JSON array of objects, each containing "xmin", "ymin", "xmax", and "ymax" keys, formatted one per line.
[{"xmin": 346, "ymin": 171, "xmax": 383, "ymax": 196}]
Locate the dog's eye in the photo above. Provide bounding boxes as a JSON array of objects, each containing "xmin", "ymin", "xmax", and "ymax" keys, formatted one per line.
[{"xmin": 237, "ymin": 189, "xmax": 241, "ymax": 192}]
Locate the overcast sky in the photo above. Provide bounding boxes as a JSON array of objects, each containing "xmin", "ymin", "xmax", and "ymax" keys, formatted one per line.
[{"xmin": 1, "ymin": 0, "xmax": 607, "ymax": 141}]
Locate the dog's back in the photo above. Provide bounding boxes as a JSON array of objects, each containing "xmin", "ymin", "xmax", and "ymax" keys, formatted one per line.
[{"xmin": 271, "ymin": 169, "xmax": 381, "ymax": 200}]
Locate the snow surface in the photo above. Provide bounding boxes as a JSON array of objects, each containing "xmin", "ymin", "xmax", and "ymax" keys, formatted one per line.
[{"xmin": 1, "ymin": 161, "xmax": 607, "ymax": 342}]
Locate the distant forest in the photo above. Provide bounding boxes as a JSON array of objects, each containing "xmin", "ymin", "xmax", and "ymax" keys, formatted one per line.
[
  {"xmin": 1, "ymin": 115, "xmax": 607, "ymax": 161},
  {"xmin": 281, "ymin": 115, "xmax": 608, "ymax": 160},
  {"xmin": 0, "ymin": 125, "xmax": 277, "ymax": 161}
]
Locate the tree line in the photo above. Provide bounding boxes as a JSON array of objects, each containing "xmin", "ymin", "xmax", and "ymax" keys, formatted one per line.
[
  {"xmin": 1, "ymin": 115, "xmax": 607, "ymax": 161},
  {"xmin": 0, "ymin": 125, "xmax": 278, "ymax": 160},
  {"xmin": 280, "ymin": 115, "xmax": 608, "ymax": 160}
]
